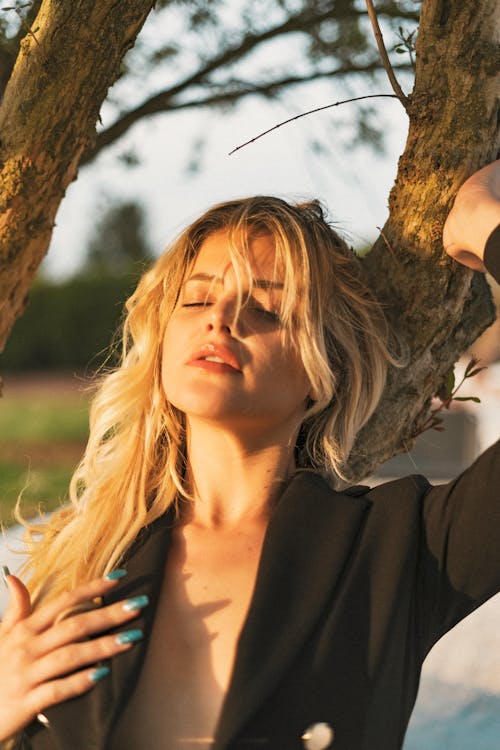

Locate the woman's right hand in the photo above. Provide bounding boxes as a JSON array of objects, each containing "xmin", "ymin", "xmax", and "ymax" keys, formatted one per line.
[{"xmin": 0, "ymin": 571, "xmax": 147, "ymax": 741}]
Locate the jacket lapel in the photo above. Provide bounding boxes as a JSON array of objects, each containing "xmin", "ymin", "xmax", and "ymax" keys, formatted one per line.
[
  {"xmin": 41, "ymin": 510, "xmax": 174, "ymax": 750},
  {"xmin": 214, "ymin": 472, "xmax": 370, "ymax": 750},
  {"xmin": 40, "ymin": 474, "xmax": 369, "ymax": 750}
]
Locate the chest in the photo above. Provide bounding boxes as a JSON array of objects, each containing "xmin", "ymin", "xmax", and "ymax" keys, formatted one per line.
[
  {"xmin": 110, "ymin": 522, "xmax": 267, "ymax": 749},
  {"xmin": 160, "ymin": 522, "xmax": 266, "ymax": 686}
]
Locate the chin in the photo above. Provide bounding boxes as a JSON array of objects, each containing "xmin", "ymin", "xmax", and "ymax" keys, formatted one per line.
[{"xmin": 168, "ymin": 395, "xmax": 245, "ymax": 421}]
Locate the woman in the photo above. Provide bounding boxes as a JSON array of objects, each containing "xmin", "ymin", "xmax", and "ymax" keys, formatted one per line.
[{"xmin": 1, "ymin": 161, "xmax": 500, "ymax": 750}]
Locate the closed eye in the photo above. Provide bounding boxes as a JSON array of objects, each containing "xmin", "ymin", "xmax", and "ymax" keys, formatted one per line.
[
  {"xmin": 250, "ymin": 307, "xmax": 280, "ymax": 322},
  {"xmin": 181, "ymin": 301, "xmax": 280, "ymax": 323}
]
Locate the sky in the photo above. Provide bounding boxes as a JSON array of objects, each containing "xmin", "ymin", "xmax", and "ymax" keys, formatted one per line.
[{"xmin": 41, "ymin": 84, "xmax": 410, "ymax": 278}]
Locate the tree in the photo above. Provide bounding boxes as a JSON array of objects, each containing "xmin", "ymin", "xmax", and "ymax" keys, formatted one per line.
[
  {"xmin": 349, "ymin": 0, "xmax": 499, "ymax": 478},
  {"xmin": 0, "ymin": 1, "xmax": 418, "ymax": 164},
  {"xmin": 0, "ymin": 0, "xmax": 498, "ymax": 479},
  {"xmin": 84, "ymin": 200, "xmax": 153, "ymax": 275}
]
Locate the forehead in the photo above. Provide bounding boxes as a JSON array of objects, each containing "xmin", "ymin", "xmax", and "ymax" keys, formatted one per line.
[{"xmin": 189, "ymin": 229, "xmax": 282, "ymax": 282}]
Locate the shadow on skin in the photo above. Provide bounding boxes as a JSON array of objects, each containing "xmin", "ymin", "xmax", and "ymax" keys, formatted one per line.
[{"xmin": 110, "ymin": 534, "xmax": 232, "ymax": 750}]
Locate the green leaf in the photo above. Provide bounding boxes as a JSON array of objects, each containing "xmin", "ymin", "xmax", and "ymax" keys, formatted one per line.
[
  {"xmin": 464, "ymin": 357, "xmax": 480, "ymax": 376},
  {"xmin": 453, "ymin": 396, "xmax": 481, "ymax": 403},
  {"xmin": 465, "ymin": 367, "xmax": 487, "ymax": 378},
  {"xmin": 447, "ymin": 369, "xmax": 456, "ymax": 393},
  {"xmin": 436, "ymin": 369, "xmax": 455, "ymax": 401}
]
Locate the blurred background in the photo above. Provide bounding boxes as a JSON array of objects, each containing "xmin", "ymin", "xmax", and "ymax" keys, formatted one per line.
[{"xmin": 0, "ymin": 1, "xmax": 499, "ymax": 747}]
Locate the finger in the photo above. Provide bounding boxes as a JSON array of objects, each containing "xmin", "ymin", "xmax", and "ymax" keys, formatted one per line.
[
  {"xmin": 32, "ymin": 595, "xmax": 148, "ymax": 657},
  {"xmin": 31, "ymin": 628, "xmax": 143, "ymax": 685},
  {"xmin": 442, "ymin": 229, "xmax": 486, "ymax": 270},
  {"xmin": 1, "ymin": 573, "xmax": 32, "ymax": 630},
  {"xmin": 27, "ymin": 664, "xmax": 112, "ymax": 717},
  {"xmin": 448, "ymin": 248, "xmax": 486, "ymax": 271},
  {"xmin": 27, "ymin": 573, "xmax": 127, "ymax": 634},
  {"xmin": 468, "ymin": 159, "xmax": 500, "ymax": 198}
]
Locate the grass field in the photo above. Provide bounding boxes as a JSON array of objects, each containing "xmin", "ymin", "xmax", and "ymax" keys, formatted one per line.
[{"xmin": 0, "ymin": 376, "xmax": 89, "ymax": 528}]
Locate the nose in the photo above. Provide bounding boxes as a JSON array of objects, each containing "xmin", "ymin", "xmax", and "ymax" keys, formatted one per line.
[{"xmin": 205, "ymin": 296, "xmax": 236, "ymax": 335}]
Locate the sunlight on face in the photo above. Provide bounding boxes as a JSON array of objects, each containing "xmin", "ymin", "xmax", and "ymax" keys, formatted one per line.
[{"xmin": 161, "ymin": 231, "xmax": 310, "ymax": 438}]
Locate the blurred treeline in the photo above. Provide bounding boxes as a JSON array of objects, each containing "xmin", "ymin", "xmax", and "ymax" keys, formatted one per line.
[{"xmin": 1, "ymin": 201, "xmax": 153, "ymax": 372}]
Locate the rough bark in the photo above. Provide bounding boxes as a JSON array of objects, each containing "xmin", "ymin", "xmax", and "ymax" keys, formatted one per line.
[
  {"xmin": 0, "ymin": 0, "xmax": 155, "ymax": 351},
  {"xmin": 346, "ymin": 0, "xmax": 500, "ymax": 480}
]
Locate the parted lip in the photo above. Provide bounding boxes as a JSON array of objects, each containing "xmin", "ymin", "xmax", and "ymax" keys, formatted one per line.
[{"xmin": 187, "ymin": 342, "xmax": 242, "ymax": 372}]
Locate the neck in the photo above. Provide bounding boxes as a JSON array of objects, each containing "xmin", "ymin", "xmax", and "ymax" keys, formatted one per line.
[{"xmin": 182, "ymin": 419, "xmax": 298, "ymax": 529}]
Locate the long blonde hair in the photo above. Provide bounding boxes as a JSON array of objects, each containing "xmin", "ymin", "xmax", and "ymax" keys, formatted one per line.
[{"xmin": 19, "ymin": 196, "xmax": 395, "ymax": 604}]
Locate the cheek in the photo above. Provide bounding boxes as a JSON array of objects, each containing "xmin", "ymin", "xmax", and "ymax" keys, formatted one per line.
[
  {"xmin": 287, "ymin": 351, "xmax": 311, "ymax": 403},
  {"xmin": 263, "ymin": 344, "xmax": 310, "ymax": 402}
]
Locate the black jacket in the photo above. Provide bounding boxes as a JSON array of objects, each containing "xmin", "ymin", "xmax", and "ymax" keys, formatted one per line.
[{"xmin": 17, "ymin": 441, "xmax": 500, "ymax": 750}]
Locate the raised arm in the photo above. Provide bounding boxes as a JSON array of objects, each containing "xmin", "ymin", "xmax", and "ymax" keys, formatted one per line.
[
  {"xmin": 418, "ymin": 439, "xmax": 500, "ymax": 647},
  {"xmin": 412, "ymin": 159, "xmax": 500, "ymax": 643}
]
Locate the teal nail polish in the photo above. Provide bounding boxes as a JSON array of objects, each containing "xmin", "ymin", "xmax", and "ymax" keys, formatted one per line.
[
  {"xmin": 104, "ymin": 569, "xmax": 127, "ymax": 581},
  {"xmin": 2, "ymin": 565, "xmax": 10, "ymax": 588},
  {"xmin": 122, "ymin": 595, "xmax": 149, "ymax": 612},
  {"xmin": 89, "ymin": 666, "xmax": 110, "ymax": 683},
  {"xmin": 116, "ymin": 629, "xmax": 144, "ymax": 645}
]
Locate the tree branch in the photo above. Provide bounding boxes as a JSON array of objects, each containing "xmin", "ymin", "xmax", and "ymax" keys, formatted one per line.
[
  {"xmin": 365, "ymin": 0, "xmax": 409, "ymax": 109},
  {"xmin": 0, "ymin": 0, "xmax": 156, "ymax": 352},
  {"xmin": 82, "ymin": 61, "xmax": 412, "ymax": 164},
  {"xmin": 228, "ymin": 94, "xmax": 399, "ymax": 155},
  {"xmin": 139, "ymin": 2, "xmax": 418, "ymax": 102},
  {"xmin": 173, "ymin": 62, "xmax": 412, "ymax": 109},
  {"xmin": 0, "ymin": 0, "xmax": 43, "ymax": 94}
]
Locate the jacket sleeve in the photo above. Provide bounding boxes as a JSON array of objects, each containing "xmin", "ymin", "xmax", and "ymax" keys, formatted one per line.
[
  {"xmin": 416, "ymin": 224, "xmax": 500, "ymax": 646},
  {"xmin": 418, "ymin": 439, "xmax": 500, "ymax": 647}
]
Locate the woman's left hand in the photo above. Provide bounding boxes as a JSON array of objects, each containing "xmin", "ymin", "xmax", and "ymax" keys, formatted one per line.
[{"xmin": 443, "ymin": 159, "xmax": 500, "ymax": 271}]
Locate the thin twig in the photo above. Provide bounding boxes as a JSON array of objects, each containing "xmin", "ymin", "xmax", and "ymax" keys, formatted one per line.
[
  {"xmin": 411, "ymin": 357, "xmax": 486, "ymax": 438},
  {"xmin": 228, "ymin": 93, "xmax": 398, "ymax": 155},
  {"xmin": 375, "ymin": 225, "xmax": 404, "ymax": 270},
  {"xmin": 365, "ymin": 0, "xmax": 409, "ymax": 110},
  {"xmin": 17, "ymin": 13, "xmax": 41, "ymax": 48},
  {"xmin": 1, "ymin": 4, "xmax": 42, "ymax": 48}
]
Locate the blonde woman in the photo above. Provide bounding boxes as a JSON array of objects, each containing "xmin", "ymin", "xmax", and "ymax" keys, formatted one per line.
[{"xmin": 1, "ymin": 161, "xmax": 500, "ymax": 750}]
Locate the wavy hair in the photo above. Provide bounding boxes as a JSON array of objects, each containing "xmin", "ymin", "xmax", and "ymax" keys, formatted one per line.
[{"xmin": 18, "ymin": 196, "xmax": 396, "ymax": 604}]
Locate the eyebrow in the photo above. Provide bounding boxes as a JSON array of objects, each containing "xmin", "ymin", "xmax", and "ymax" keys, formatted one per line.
[{"xmin": 183, "ymin": 272, "xmax": 284, "ymax": 290}]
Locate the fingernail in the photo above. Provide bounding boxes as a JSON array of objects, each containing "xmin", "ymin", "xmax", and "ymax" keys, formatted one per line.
[
  {"xmin": 104, "ymin": 569, "xmax": 127, "ymax": 581},
  {"xmin": 122, "ymin": 595, "xmax": 149, "ymax": 612},
  {"xmin": 2, "ymin": 565, "xmax": 10, "ymax": 588},
  {"xmin": 116, "ymin": 629, "xmax": 144, "ymax": 645},
  {"xmin": 89, "ymin": 666, "xmax": 110, "ymax": 683}
]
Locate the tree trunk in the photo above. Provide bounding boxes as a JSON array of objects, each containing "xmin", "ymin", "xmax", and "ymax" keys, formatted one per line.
[
  {"xmin": 0, "ymin": 0, "xmax": 498, "ymax": 476},
  {"xmin": 346, "ymin": 0, "xmax": 499, "ymax": 479},
  {"xmin": 0, "ymin": 0, "xmax": 155, "ymax": 351}
]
